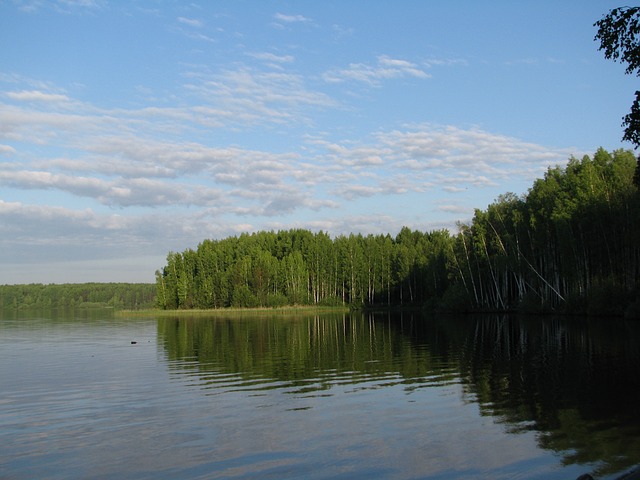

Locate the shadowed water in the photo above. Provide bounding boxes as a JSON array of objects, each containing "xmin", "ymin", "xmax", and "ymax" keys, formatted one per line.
[{"xmin": 1, "ymin": 310, "xmax": 639, "ymax": 479}]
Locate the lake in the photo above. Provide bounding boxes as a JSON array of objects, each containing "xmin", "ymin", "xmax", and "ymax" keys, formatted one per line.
[{"xmin": 1, "ymin": 310, "xmax": 639, "ymax": 479}]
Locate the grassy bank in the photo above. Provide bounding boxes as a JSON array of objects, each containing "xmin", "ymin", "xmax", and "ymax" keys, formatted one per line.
[{"xmin": 116, "ymin": 305, "xmax": 350, "ymax": 317}]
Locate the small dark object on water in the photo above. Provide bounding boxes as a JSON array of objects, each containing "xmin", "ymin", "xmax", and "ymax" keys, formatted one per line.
[{"xmin": 131, "ymin": 341, "xmax": 137, "ymax": 344}]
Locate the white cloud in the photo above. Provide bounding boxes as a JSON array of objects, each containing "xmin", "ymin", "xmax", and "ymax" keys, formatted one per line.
[
  {"xmin": 505, "ymin": 57, "xmax": 539, "ymax": 66},
  {"xmin": 177, "ymin": 16, "xmax": 203, "ymax": 28},
  {"xmin": 0, "ymin": 199, "xmax": 120, "ymax": 236},
  {"xmin": 1, "ymin": 70, "xmax": 340, "ymax": 152},
  {"xmin": 322, "ymin": 142, "xmax": 388, "ymax": 167},
  {"xmin": 0, "ymin": 71, "xmax": 576, "ymax": 285},
  {"xmin": 0, "ymin": 79, "xmax": 570, "ymax": 215},
  {"xmin": 0, "ymin": 168, "xmax": 227, "ymax": 208},
  {"xmin": 0, "ymin": 199, "xmax": 233, "ymax": 256},
  {"xmin": 261, "ymin": 191, "xmax": 306, "ymax": 216},
  {"xmin": 5, "ymin": 90, "xmax": 71, "ymax": 103},
  {"xmin": 273, "ymin": 13, "xmax": 310, "ymax": 23},
  {"xmin": 58, "ymin": 0, "xmax": 101, "ymax": 7},
  {"xmin": 313, "ymin": 124, "xmax": 572, "ymax": 199},
  {"xmin": 336, "ymin": 184, "xmax": 381, "ymax": 200},
  {"xmin": 0, "ymin": 199, "xmax": 195, "ymax": 283},
  {"xmin": 423, "ymin": 57, "xmax": 468, "ymax": 68},
  {"xmin": 323, "ymin": 55, "xmax": 431, "ymax": 86},
  {"xmin": 247, "ymin": 52, "xmax": 295, "ymax": 65},
  {"xmin": 437, "ymin": 204, "xmax": 471, "ymax": 214},
  {"xmin": 442, "ymin": 186, "xmax": 468, "ymax": 193},
  {"xmin": 376, "ymin": 125, "xmax": 571, "ymax": 175},
  {"xmin": 14, "ymin": 0, "xmax": 103, "ymax": 14},
  {"xmin": 184, "ymin": 67, "xmax": 337, "ymax": 124},
  {"xmin": 305, "ymin": 213, "xmax": 451, "ymax": 238},
  {"xmin": 0, "ymin": 144, "xmax": 16, "ymax": 155}
]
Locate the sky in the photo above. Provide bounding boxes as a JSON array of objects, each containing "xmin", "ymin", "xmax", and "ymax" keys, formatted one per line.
[{"xmin": 0, "ymin": 0, "xmax": 637, "ymax": 284}]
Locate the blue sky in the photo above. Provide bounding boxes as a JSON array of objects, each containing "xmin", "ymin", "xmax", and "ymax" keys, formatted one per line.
[{"xmin": 0, "ymin": 0, "xmax": 636, "ymax": 284}]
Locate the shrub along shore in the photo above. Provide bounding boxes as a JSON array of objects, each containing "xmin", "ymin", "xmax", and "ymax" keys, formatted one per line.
[{"xmin": 116, "ymin": 305, "xmax": 350, "ymax": 317}]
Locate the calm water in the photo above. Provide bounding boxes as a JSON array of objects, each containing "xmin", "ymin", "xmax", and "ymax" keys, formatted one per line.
[{"xmin": 1, "ymin": 310, "xmax": 639, "ymax": 479}]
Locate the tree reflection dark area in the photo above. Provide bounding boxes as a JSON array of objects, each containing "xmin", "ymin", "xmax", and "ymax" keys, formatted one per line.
[
  {"xmin": 159, "ymin": 312, "xmax": 640, "ymax": 478},
  {"xmin": 455, "ymin": 316, "xmax": 640, "ymax": 477}
]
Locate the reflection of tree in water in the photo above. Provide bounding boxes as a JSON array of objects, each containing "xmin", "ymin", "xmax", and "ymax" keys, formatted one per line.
[
  {"xmin": 158, "ymin": 312, "xmax": 640, "ymax": 477},
  {"xmin": 450, "ymin": 315, "xmax": 640, "ymax": 477},
  {"xmin": 158, "ymin": 312, "xmax": 459, "ymax": 391}
]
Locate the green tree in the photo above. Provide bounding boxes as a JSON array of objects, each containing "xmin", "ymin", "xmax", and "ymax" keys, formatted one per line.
[
  {"xmin": 283, "ymin": 250, "xmax": 308, "ymax": 304},
  {"xmin": 595, "ymin": 7, "xmax": 640, "ymax": 146}
]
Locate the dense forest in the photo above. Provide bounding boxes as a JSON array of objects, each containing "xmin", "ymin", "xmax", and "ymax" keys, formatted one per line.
[
  {"xmin": 155, "ymin": 148, "xmax": 640, "ymax": 317},
  {"xmin": 0, "ymin": 283, "xmax": 156, "ymax": 310}
]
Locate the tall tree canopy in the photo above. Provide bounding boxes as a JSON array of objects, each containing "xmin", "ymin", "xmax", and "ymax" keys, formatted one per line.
[
  {"xmin": 595, "ymin": 7, "xmax": 640, "ymax": 147},
  {"xmin": 154, "ymin": 149, "xmax": 639, "ymax": 316}
]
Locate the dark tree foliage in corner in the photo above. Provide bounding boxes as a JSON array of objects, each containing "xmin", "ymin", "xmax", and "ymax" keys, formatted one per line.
[{"xmin": 595, "ymin": 6, "xmax": 640, "ymax": 185}]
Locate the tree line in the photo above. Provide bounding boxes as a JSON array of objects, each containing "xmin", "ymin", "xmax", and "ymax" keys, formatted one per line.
[
  {"xmin": 0, "ymin": 283, "xmax": 157, "ymax": 310},
  {"xmin": 156, "ymin": 148, "xmax": 640, "ymax": 317},
  {"xmin": 156, "ymin": 226, "xmax": 451, "ymax": 310}
]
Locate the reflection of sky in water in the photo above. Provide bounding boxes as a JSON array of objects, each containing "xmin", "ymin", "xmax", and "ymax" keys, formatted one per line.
[{"xmin": 0, "ymin": 313, "xmax": 634, "ymax": 479}]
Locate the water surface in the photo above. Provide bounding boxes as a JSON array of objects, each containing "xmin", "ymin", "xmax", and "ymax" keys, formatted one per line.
[{"xmin": 1, "ymin": 310, "xmax": 639, "ymax": 479}]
